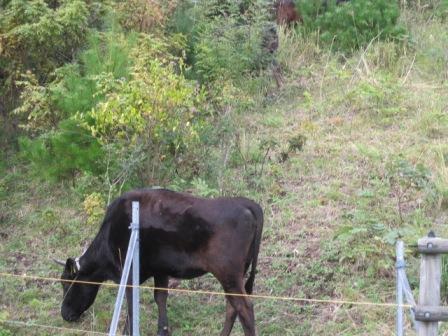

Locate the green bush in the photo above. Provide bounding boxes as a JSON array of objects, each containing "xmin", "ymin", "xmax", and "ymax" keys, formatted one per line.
[
  {"xmin": 0, "ymin": 327, "xmax": 12, "ymax": 336},
  {"xmin": 169, "ymin": 0, "xmax": 272, "ymax": 83},
  {"xmin": 19, "ymin": 119, "xmax": 104, "ymax": 183},
  {"xmin": 84, "ymin": 34, "xmax": 209, "ymax": 183},
  {"xmin": 10, "ymin": 2, "xmax": 239, "ymax": 187},
  {"xmin": 14, "ymin": 30, "xmax": 215, "ymax": 185},
  {"xmin": 51, "ymin": 31, "xmax": 136, "ymax": 116},
  {"xmin": 116, "ymin": 0, "xmax": 178, "ymax": 33},
  {"xmin": 12, "ymin": 71, "xmax": 54, "ymax": 134},
  {"xmin": 0, "ymin": 0, "xmax": 89, "ymax": 85},
  {"xmin": 13, "ymin": 31, "xmax": 136, "ymax": 134},
  {"xmin": 297, "ymin": 0, "xmax": 407, "ymax": 52},
  {"xmin": 0, "ymin": 0, "xmax": 110, "ymax": 116}
]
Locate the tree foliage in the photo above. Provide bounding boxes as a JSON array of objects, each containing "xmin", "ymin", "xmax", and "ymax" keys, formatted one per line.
[
  {"xmin": 15, "ymin": 26, "xmax": 210, "ymax": 184},
  {"xmin": 1, "ymin": 0, "xmax": 89, "ymax": 77},
  {"xmin": 0, "ymin": 0, "xmax": 108, "ymax": 110},
  {"xmin": 84, "ymin": 34, "xmax": 208, "ymax": 182},
  {"xmin": 169, "ymin": 0, "xmax": 272, "ymax": 82},
  {"xmin": 116, "ymin": 0, "xmax": 179, "ymax": 33},
  {"xmin": 19, "ymin": 119, "xmax": 104, "ymax": 182},
  {"xmin": 297, "ymin": 0, "xmax": 407, "ymax": 52},
  {"xmin": 12, "ymin": 31, "xmax": 136, "ymax": 134},
  {"xmin": 2, "ymin": 0, "xmax": 415, "ymax": 191}
]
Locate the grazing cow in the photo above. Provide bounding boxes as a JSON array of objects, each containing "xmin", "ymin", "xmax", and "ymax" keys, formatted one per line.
[{"xmin": 55, "ymin": 189, "xmax": 263, "ymax": 336}]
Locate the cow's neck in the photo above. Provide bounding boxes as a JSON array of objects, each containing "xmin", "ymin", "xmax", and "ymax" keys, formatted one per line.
[{"xmin": 77, "ymin": 228, "xmax": 115, "ymax": 282}]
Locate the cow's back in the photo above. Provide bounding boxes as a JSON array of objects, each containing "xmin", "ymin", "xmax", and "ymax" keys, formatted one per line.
[{"xmin": 103, "ymin": 189, "xmax": 261, "ymax": 280}]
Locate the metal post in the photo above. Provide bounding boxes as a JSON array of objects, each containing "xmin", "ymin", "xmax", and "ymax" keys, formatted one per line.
[
  {"xmin": 109, "ymin": 202, "xmax": 140, "ymax": 336},
  {"xmin": 131, "ymin": 202, "xmax": 140, "ymax": 336},
  {"xmin": 396, "ymin": 240, "xmax": 420, "ymax": 333},
  {"xmin": 400, "ymin": 267, "xmax": 419, "ymax": 332},
  {"xmin": 396, "ymin": 240, "xmax": 404, "ymax": 336}
]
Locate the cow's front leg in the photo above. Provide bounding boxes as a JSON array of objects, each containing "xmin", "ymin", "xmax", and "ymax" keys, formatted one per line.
[
  {"xmin": 124, "ymin": 284, "xmax": 133, "ymax": 336},
  {"xmin": 154, "ymin": 275, "xmax": 170, "ymax": 336}
]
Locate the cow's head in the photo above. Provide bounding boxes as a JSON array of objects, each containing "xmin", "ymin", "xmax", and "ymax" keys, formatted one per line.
[{"xmin": 56, "ymin": 257, "xmax": 100, "ymax": 322}]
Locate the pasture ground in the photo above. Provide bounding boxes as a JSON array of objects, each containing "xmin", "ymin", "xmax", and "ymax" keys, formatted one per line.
[{"xmin": 1, "ymin": 7, "xmax": 448, "ymax": 336}]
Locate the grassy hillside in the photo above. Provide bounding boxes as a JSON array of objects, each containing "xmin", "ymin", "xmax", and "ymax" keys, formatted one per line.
[{"xmin": 1, "ymin": 2, "xmax": 448, "ymax": 336}]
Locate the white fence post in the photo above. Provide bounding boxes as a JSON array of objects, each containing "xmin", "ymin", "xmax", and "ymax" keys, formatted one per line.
[
  {"xmin": 396, "ymin": 240, "xmax": 404, "ymax": 336},
  {"xmin": 132, "ymin": 201, "xmax": 140, "ymax": 336},
  {"xmin": 109, "ymin": 201, "xmax": 140, "ymax": 336}
]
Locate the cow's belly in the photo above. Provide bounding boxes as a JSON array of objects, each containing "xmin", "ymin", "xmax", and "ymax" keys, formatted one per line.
[
  {"xmin": 142, "ymin": 248, "xmax": 208, "ymax": 280},
  {"xmin": 166, "ymin": 267, "xmax": 207, "ymax": 279}
]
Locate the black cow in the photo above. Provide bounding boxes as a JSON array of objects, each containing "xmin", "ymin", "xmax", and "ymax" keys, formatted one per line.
[{"xmin": 56, "ymin": 189, "xmax": 263, "ymax": 336}]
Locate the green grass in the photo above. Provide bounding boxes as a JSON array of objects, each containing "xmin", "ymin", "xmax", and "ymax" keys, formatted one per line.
[{"xmin": 1, "ymin": 5, "xmax": 448, "ymax": 336}]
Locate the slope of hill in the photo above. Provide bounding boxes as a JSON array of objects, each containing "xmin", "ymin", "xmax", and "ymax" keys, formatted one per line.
[{"xmin": 1, "ymin": 2, "xmax": 447, "ymax": 335}]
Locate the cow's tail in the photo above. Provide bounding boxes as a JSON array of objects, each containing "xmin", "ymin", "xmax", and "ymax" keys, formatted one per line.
[{"xmin": 245, "ymin": 202, "xmax": 264, "ymax": 295}]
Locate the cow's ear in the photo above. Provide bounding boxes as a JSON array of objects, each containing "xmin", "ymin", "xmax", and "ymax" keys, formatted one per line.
[{"xmin": 65, "ymin": 258, "xmax": 77, "ymax": 275}]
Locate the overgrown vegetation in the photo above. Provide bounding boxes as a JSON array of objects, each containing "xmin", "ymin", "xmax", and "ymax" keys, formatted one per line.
[
  {"xmin": 1, "ymin": 0, "xmax": 448, "ymax": 335},
  {"xmin": 297, "ymin": 0, "xmax": 407, "ymax": 52},
  {"xmin": 170, "ymin": 0, "xmax": 272, "ymax": 83}
]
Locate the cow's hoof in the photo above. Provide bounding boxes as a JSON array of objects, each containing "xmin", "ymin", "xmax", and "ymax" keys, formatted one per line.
[{"xmin": 157, "ymin": 326, "xmax": 170, "ymax": 336}]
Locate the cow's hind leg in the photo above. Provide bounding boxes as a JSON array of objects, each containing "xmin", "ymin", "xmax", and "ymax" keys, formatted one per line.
[
  {"xmin": 154, "ymin": 275, "xmax": 170, "ymax": 336},
  {"xmin": 227, "ymin": 293, "xmax": 256, "ymax": 336},
  {"xmin": 220, "ymin": 300, "xmax": 237, "ymax": 336},
  {"xmin": 219, "ymin": 278, "xmax": 256, "ymax": 336}
]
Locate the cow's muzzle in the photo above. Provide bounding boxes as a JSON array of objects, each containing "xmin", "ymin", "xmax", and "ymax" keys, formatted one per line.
[{"xmin": 61, "ymin": 307, "xmax": 81, "ymax": 322}]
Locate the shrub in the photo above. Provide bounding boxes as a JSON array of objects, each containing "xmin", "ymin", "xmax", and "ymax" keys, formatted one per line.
[
  {"xmin": 13, "ymin": 71, "xmax": 54, "ymax": 134},
  {"xmin": 169, "ymin": 0, "xmax": 272, "ymax": 83},
  {"xmin": 51, "ymin": 31, "xmax": 136, "ymax": 116},
  {"xmin": 19, "ymin": 119, "xmax": 104, "ymax": 183},
  {"xmin": 297, "ymin": 0, "xmax": 407, "ymax": 52},
  {"xmin": 14, "ymin": 31, "xmax": 213, "ymax": 186},
  {"xmin": 0, "ymin": 327, "xmax": 12, "ymax": 336},
  {"xmin": 13, "ymin": 31, "xmax": 136, "ymax": 134},
  {"xmin": 84, "ymin": 34, "xmax": 209, "ymax": 183},
  {"xmin": 83, "ymin": 192, "xmax": 105, "ymax": 226},
  {"xmin": 0, "ymin": 0, "xmax": 89, "ymax": 80},
  {"xmin": 116, "ymin": 0, "xmax": 178, "ymax": 33},
  {"xmin": 0, "ymin": 0, "xmax": 110, "ymax": 118}
]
